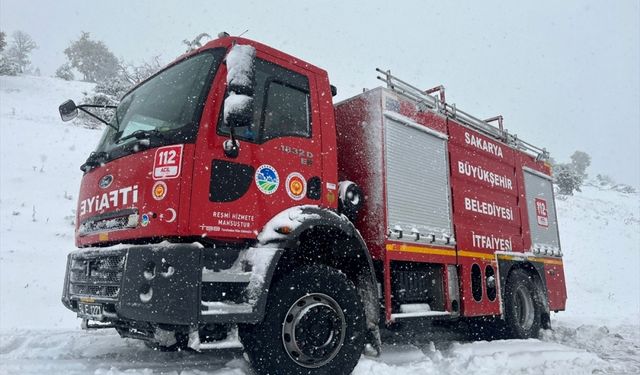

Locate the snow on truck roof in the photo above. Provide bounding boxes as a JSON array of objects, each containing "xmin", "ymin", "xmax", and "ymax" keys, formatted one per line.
[{"xmin": 195, "ymin": 36, "xmax": 328, "ymax": 75}]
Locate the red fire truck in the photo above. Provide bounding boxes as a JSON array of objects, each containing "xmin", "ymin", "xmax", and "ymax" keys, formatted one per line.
[{"xmin": 59, "ymin": 35, "xmax": 566, "ymax": 375}]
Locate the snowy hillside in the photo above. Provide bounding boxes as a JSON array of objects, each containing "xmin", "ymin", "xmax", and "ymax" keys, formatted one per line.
[
  {"xmin": 555, "ymin": 185, "xmax": 640, "ymax": 326},
  {"xmin": 0, "ymin": 76, "xmax": 98, "ymax": 330},
  {"xmin": 1, "ymin": 75, "xmax": 639, "ymax": 374}
]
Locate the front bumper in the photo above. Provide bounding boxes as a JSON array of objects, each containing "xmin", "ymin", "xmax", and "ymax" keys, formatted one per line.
[{"xmin": 62, "ymin": 242, "xmax": 282, "ymax": 326}]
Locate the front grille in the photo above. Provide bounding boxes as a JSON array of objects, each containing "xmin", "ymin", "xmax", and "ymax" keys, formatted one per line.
[
  {"xmin": 77, "ymin": 209, "xmax": 138, "ymax": 237},
  {"xmin": 68, "ymin": 253, "xmax": 126, "ymax": 300},
  {"xmin": 70, "ymin": 284, "xmax": 121, "ymax": 298},
  {"xmin": 78, "ymin": 216, "xmax": 130, "ymax": 236}
]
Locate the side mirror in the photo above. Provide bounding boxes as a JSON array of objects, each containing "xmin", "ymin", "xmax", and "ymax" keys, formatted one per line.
[
  {"xmin": 222, "ymin": 44, "xmax": 256, "ymax": 159},
  {"xmin": 224, "ymin": 44, "xmax": 256, "ymax": 129},
  {"xmin": 225, "ymin": 94, "xmax": 253, "ymax": 128},
  {"xmin": 59, "ymin": 100, "xmax": 78, "ymax": 122},
  {"xmin": 226, "ymin": 44, "xmax": 256, "ymax": 97}
]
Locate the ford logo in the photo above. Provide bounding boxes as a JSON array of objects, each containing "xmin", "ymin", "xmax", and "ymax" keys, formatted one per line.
[{"xmin": 99, "ymin": 175, "xmax": 113, "ymax": 189}]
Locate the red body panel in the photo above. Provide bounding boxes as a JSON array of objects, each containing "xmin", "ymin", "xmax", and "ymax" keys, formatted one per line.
[
  {"xmin": 544, "ymin": 262, "xmax": 568, "ymax": 311},
  {"xmin": 447, "ymin": 121, "xmax": 519, "ymax": 316},
  {"xmin": 397, "ymin": 98, "xmax": 447, "ymax": 135},
  {"xmin": 335, "ymin": 91, "xmax": 386, "ymax": 260},
  {"xmin": 451, "ymin": 186, "xmax": 521, "ymax": 236},
  {"xmin": 457, "ymin": 258, "xmax": 502, "ymax": 317},
  {"xmin": 76, "ymin": 144, "xmax": 195, "ymax": 247}
]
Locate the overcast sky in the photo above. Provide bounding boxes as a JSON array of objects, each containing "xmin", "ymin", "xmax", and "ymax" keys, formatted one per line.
[{"xmin": 2, "ymin": 0, "xmax": 639, "ymax": 186}]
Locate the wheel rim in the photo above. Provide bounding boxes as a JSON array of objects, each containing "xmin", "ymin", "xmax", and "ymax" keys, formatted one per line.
[
  {"xmin": 514, "ymin": 285, "xmax": 535, "ymax": 331},
  {"xmin": 282, "ymin": 293, "xmax": 346, "ymax": 368}
]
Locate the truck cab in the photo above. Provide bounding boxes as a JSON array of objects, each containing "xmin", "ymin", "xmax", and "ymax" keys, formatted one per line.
[{"xmin": 74, "ymin": 37, "xmax": 338, "ymax": 248}]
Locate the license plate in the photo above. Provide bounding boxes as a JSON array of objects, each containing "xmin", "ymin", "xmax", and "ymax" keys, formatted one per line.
[{"xmin": 78, "ymin": 302, "xmax": 103, "ymax": 319}]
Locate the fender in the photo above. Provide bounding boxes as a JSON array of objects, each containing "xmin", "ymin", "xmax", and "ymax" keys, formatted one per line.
[
  {"xmin": 497, "ymin": 258, "xmax": 551, "ymax": 328},
  {"xmin": 257, "ymin": 205, "xmax": 382, "ymax": 351}
]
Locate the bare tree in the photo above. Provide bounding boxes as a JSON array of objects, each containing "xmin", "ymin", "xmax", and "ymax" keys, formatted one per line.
[
  {"xmin": 64, "ymin": 32, "xmax": 119, "ymax": 82},
  {"xmin": 552, "ymin": 150, "xmax": 592, "ymax": 195},
  {"xmin": 119, "ymin": 55, "xmax": 161, "ymax": 85},
  {"xmin": 55, "ymin": 63, "xmax": 74, "ymax": 81},
  {"xmin": 6, "ymin": 31, "xmax": 38, "ymax": 73},
  {"xmin": 570, "ymin": 151, "xmax": 591, "ymax": 179},
  {"xmin": 554, "ymin": 164, "xmax": 583, "ymax": 195},
  {"xmin": 0, "ymin": 30, "xmax": 19, "ymax": 76},
  {"xmin": 0, "ymin": 31, "xmax": 6, "ymax": 52}
]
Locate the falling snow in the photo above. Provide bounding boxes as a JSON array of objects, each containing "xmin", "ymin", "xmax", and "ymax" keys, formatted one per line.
[{"xmin": 1, "ymin": 75, "xmax": 639, "ymax": 374}]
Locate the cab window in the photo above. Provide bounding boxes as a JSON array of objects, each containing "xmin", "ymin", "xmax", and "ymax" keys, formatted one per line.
[{"xmin": 219, "ymin": 59, "xmax": 311, "ymax": 142}]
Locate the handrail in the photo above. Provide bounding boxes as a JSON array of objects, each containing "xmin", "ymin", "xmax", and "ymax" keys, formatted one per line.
[{"xmin": 375, "ymin": 68, "xmax": 549, "ymax": 161}]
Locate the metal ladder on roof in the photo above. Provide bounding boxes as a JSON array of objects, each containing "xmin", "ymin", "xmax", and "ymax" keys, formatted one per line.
[{"xmin": 376, "ymin": 68, "xmax": 549, "ymax": 161}]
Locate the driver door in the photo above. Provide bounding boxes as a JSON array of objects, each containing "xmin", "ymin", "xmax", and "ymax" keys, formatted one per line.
[{"xmin": 189, "ymin": 50, "xmax": 324, "ymax": 240}]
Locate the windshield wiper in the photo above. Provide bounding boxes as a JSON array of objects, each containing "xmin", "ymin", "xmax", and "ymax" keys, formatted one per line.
[
  {"xmin": 115, "ymin": 129, "xmax": 164, "ymax": 145},
  {"xmin": 80, "ymin": 151, "xmax": 109, "ymax": 172}
]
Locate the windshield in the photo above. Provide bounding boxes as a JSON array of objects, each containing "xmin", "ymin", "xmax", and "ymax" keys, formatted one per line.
[{"xmin": 93, "ymin": 48, "xmax": 225, "ymax": 160}]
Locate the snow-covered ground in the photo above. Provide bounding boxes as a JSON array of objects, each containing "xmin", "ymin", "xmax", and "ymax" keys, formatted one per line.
[{"xmin": 1, "ymin": 75, "xmax": 639, "ymax": 374}]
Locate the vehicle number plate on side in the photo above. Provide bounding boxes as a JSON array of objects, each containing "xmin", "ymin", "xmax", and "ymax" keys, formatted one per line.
[{"xmin": 77, "ymin": 302, "xmax": 103, "ymax": 319}]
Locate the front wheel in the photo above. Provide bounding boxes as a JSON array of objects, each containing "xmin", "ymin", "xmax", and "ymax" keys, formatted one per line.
[
  {"xmin": 504, "ymin": 269, "xmax": 542, "ymax": 339},
  {"xmin": 240, "ymin": 265, "xmax": 366, "ymax": 375}
]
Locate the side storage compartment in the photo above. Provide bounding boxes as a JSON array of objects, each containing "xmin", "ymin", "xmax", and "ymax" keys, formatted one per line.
[
  {"xmin": 379, "ymin": 90, "xmax": 458, "ymax": 321},
  {"xmin": 522, "ymin": 167, "xmax": 566, "ymax": 311},
  {"xmin": 390, "ymin": 261, "xmax": 445, "ymax": 310},
  {"xmin": 523, "ymin": 168, "xmax": 562, "ymax": 254},
  {"xmin": 384, "ymin": 113, "xmax": 454, "ymax": 245}
]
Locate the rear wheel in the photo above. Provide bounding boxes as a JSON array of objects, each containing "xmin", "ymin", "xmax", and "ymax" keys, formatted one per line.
[
  {"xmin": 240, "ymin": 265, "xmax": 366, "ymax": 375},
  {"xmin": 504, "ymin": 269, "xmax": 542, "ymax": 339}
]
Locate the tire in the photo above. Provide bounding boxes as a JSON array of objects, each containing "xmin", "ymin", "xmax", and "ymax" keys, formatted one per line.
[
  {"xmin": 240, "ymin": 265, "xmax": 366, "ymax": 375},
  {"xmin": 503, "ymin": 269, "xmax": 542, "ymax": 339}
]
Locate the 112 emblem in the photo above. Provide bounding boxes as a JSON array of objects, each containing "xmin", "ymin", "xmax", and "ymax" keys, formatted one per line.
[{"xmin": 153, "ymin": 145, "xmax": 183, "ymax": 180}]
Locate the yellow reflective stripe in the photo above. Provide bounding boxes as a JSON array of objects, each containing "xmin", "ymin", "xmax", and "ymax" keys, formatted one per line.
[
  {"xmin": 385, "ymin": 244, "xmax": 456, "ymax": 257},
  {"xmin": 386, "ymin": 244, "xmax": 564, "ymax": 266},
  {"xmin": 457, "ymin": 250, "xmax": 495, "ymax": 261}
]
